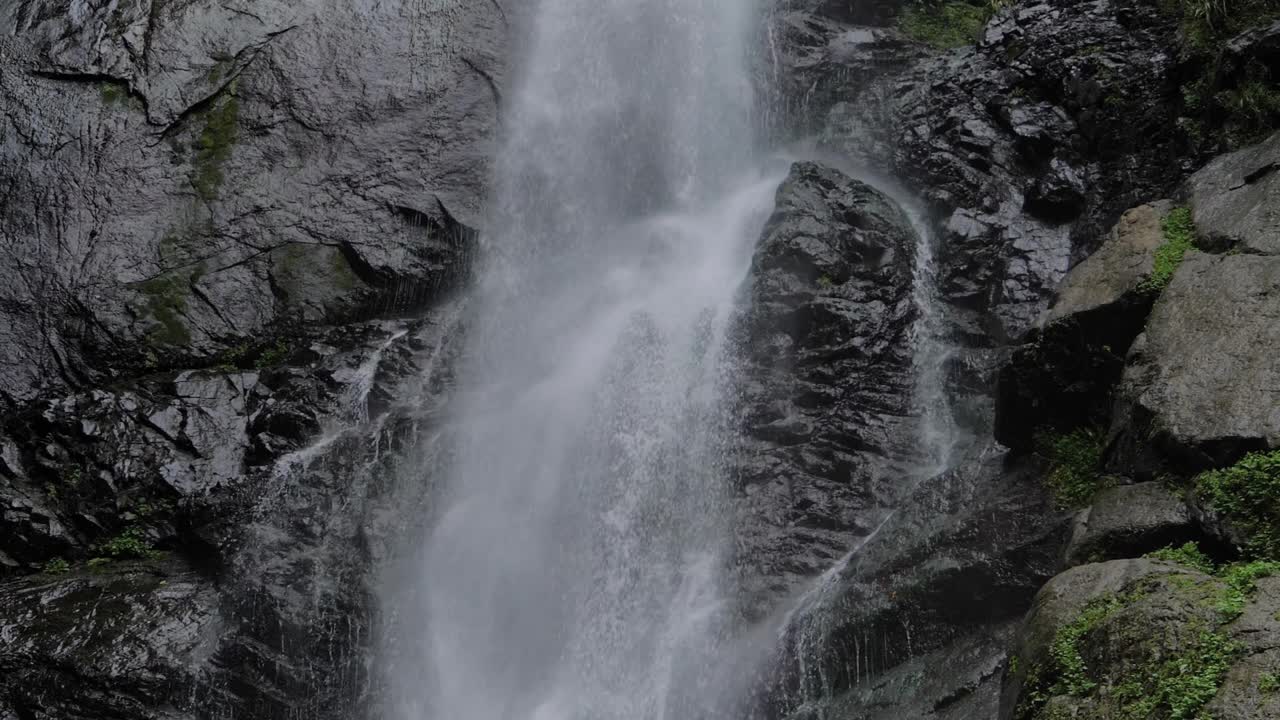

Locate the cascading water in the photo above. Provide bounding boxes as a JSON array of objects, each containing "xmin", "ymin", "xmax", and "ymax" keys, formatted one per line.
[{"xmin": 381, "ymin": 1, "xmax": 782, "ymax": 718}]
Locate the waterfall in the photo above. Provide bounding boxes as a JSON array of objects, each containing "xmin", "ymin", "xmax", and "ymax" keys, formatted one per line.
[{"xmin": 380, "ymin": 1, "xmax": 779, "ymax": 718}]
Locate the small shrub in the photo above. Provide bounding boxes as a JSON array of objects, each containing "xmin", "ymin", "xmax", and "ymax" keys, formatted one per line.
[
  {"xmin": 1113, "ymin": 629, "xmax": 1240, "ymax": 719},
  {"xmin": 42, "ymin": 558, "xmax": 70, "ymax": 574},
  {"xmin": 255, "ymin": 339, "xmax": 291, "ymax": 368},
  {"xmin": 1146, "ymin": 542, "xmax": 1216, "ymax": 574},
  {"xmin": 1197, "ymin": 450, "xmax": 1280, "ymax": 560},
  {"xmin": 1215, "ymin": 560, "xmax": 1280, "ymax": 620},
  {"xmin": 98, "ymin": 526, "xmax": 158, "ymax": 560},
  {"xmin": 898, "ymin": 1, "xmax": 995, "ymax": 49},
  {"xmin": 1036, "ymin": 428, "xmax": 1112, "ymax": 508},
  {"xmin": 1140, "ymin": 207, "xmax": 1196, "ymax": 294},
  {"xmin": 1261, "ymin": 672, "xmax": 1280, "ymax": 694}
]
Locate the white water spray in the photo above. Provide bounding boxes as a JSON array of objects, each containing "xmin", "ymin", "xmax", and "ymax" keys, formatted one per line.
[{"xmin": 381, "ymin": 2, "xmax": 780, "ymax": 718}]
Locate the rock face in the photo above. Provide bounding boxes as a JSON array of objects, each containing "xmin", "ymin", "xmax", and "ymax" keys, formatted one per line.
[
  {"xmin": 0, "ymin": 0, "xmax": 501, "ymax": 411},
  {"xmin": 1110, "ymin": 252, "xmax": 1280, "ymax": 473},
  {"xmin": 1188, "ymin": 130, "xmax": 1280, "ymax": 254},
  {"xmin": 994, "ymin": 202, "xmax": 1173, "ymax": 449},
  {"xmin": 0, "ymin": 561, "xmax": 219, "ymax": 719},
  {"xmin": 0, "ymin": 0, "xmax": 496, "ymax": 716},
  {"xmin": 730, "ymin": 161, "xmax": 921, "ymax": 620}
]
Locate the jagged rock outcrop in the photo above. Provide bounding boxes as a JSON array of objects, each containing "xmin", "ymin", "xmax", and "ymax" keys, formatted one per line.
[
  {"xmin": 994, "ymin": 201, "xmax": 1173, "ymax": 449},
  {"xmin": 730, "ymin": 161, "xmax": 921, "ymax": 620}
]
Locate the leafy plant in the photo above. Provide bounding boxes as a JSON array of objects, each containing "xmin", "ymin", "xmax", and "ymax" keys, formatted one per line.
[
  {"xmin": 255, "ymin": 339, "xmax": 291, "ymax": 368},
  {"xmin": 1261, "ymin": 672, "xmax": 1280, "ymax": 694},
  {"xmin": 1049, "ymin": 594, "xmax": 1130, "ymax": 695},
  {"xmin": 1215, "ymin": 560, "xmax": 1280, "ymax": 620},
  {"xmin": 42, "ymin": 558, "xmax": 70, "ymax": 574},
  {"xmin": 1146, "ymin": 542, "xmax": 1215, "ymax": 574},
  {"xmin": 1140, "ymin": 207, "xmax": 1196, "ymax": 294},
  {"xmin": 1112, "ymin": 629, "xmax": 1240, "ymax": 719},
  {"xmin": 1036, "ymin": 428, "xmax": 1112, "ymax": 508},
  {"xmin": 1197, "ymin": 450, "xmax": 1280, "ymax": 560},
  {"xmin": 98, "ymin": 526, "xmax": 158, "ymax": 560}
]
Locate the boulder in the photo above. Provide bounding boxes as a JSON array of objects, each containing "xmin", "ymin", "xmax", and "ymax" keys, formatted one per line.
[
  {"xmin": 1064, "ymin": 482, "xmax": 1196, "ymax": 566},
  {"xmin": 730, "ymin": 161, "xmax": 922, "ymax": 620},
  {"xmin": 1187, "ymin": 130, "xmax": 1280, "ymax": 254},
  {"xmin": 1110, "ymin": 252, "xmax": 1280, "ymax": 473},
  {"xmin": 1003, "ymin": 560, "xmax": 1280, "ymax": 720},
  {"xmin": 995, "ymin": 202, "xmax": 1172, "ymax": 449}
]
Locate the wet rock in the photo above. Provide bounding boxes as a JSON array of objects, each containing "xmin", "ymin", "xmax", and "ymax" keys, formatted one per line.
[
  {"xmin": 763, "ymin": 451, "xmax": 1068, "ymax": 718},
  {"xmin": 1187, "ymin": 130, "xmax": 1280, "ymax": 254},
  {"xmin": 816, "ymin": 0, "xmax": 1185, "ymax": 341},
  {"xmin": 0, "ymin": 559, "xmax": 218, "ymax": 719},
  {"xmin": 0, "ymin": 0, "xmax": 501, "ymax": 409},
  {"xmin": 1109, "ymin": 252, "xmax": 1280, "ymax": 474},
  {"xmin": 1064, "ymin": 482, "xmax": 1196, "ymax": 567},
  {"xmin": 995, "ymin": 202, "xmax": 1173, "ymax": 449},
  {"xmin": 730, "ymin": 161, "xmax": 921, "ymax": 620}
]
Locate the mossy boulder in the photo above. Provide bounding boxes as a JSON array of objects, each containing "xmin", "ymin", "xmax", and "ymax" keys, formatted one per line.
[{"xmin": 1003, "ymin": 559, "xmax": 1279, "ymax": 720}]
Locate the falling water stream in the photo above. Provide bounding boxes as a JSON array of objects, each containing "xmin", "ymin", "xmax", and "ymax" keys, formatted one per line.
[{"xmin": 382, "ymin": 1, "xmax": 779, "ymax": 718}]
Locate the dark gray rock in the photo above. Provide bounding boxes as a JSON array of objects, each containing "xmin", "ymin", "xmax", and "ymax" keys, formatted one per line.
[
  {"xmin": 1188, "ymin": 130, "xmax": 1280, "ymax": 254},
  {"xmin": 994, "ymin": 202, "xmax": 1172, "ymax": 449},
  {"xmin": 761, "ymin": 450, "xmax": 1068, "ymax": 719},
  {"xmin": 1109, "ymin": 252, "xmax": 1280, "ymax": 474},
  {"xmin": 0, "ymin": 0, "xmax": 501, "ymax": 410},
  {"xmin": 1064, "ymin": 482, "xmax": 1196, "ymax": 567},
  {"xmin": 729, "ymin": 161, "xmax": 921, "ymax": 621},
  {"xmin": 818, "ymin": 0, "xmax": 1185, "ymax": 342},
  {"xmin": 0, "ymin": 560, "xmax": 217, "ymax": 720}
]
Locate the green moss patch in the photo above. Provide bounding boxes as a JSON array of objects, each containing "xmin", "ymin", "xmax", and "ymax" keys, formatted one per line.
[
  {"xmin": 192, "ymin": 90, "xmax": 240, "ymax": 201},
  {"xmin": 1139, "ymin": 206, "xmax": 1196, "ymax": 294},
  {"xmin": 1197, "ymin": 450, "xmax": 1280, "ymax": 560},
  {"xmin": 137, "ymin": 272, "xmax": 195, "ymax": 347},
  {"xmin": 898, "ymin": 0, "xmax": 1002, "ymax": 49},
  {"xmin": 1035, "ymin": 428, "xmax": 1114, "ymax": 509}
]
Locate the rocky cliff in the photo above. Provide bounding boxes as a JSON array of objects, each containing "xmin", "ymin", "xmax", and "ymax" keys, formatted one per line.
[{"xmin": 3, "ymin": 0, "xmax": 1280, "ymax": 718}]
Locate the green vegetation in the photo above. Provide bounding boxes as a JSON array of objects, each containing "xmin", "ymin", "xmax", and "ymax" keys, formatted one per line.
[
  {"xmin": 1112, "ymin": 628, "xmax": 1240, "ymax": 719},
  {"xmin": 1036, "ymin": 428, "xmax": 1113, "ymax": 508},
  {"xmin": 96, "ymin": 526, "xmax": 159, "ymax": 561},
  {"xmin": 86, "ymin": 557, "xmax": 112, "ymax": 571},
  {"xmin": 1139, "ymin": 207, "xmax": 1196, "ymax": 294},
  {"xmin": 1216, "ymin": 560, "xmax": 1280, "ymax": 620},
  {"xmin": 329, "ymin": 248, "xmax": 359, "ymax": 291},
  {"xmin": 42, "ymin": 558, "xmax": 70, "ymax": 575},
  {"xmin": 816, "ymin": 274, "xmax": 835, "ymax": 289},
  {"xmin": 192, "ymin": 90, "xmax": 240, "ymax": 201},
  {"xmin": 1146, "ymin": 541, "xmax": 1215, "ymax": 573},
  {"xmin": 898, "ymin": 0, "xmax": 1005, "ymax": 49},
  {"xmin": 100, "ymin": 83, "xmax": 127, "ymax": 107},
  {"xmin": 138, "ymin": 272, "xmax": 194, "ymax": 346},
  {"xmin": 1197, "ymin": 449, "xmax": 1280, "ymax": 560},
  {"xmin": 1050, "ymin": 594, "xmax": 1132, "ymax": 695},
  {"xmin": 255, "ymin": 339, "xmax": 291, "ymax": 368},
  {"xmin": 1170, "ymin": 0, "xmax": 1280, "ymax": 147},
  {"xmin": 1261, "ymin": 672, "xmax": 1280, "ymax": 694}
]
